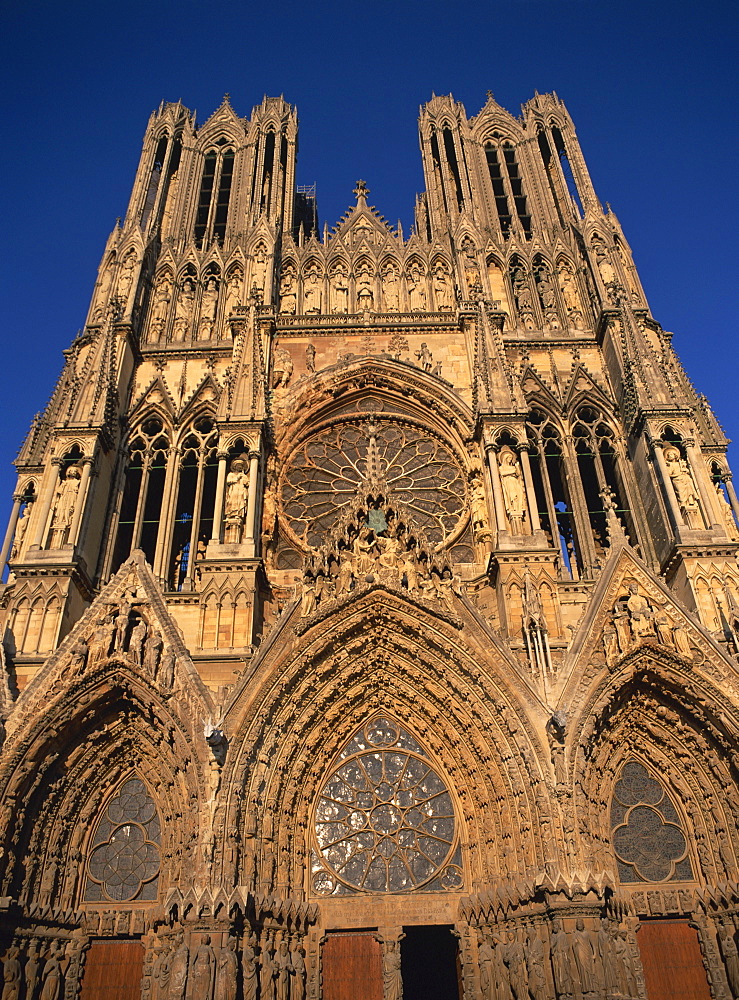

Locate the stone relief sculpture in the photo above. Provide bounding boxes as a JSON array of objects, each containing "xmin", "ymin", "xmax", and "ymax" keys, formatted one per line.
[
  {"xmin": 511, "ymin": 266, "xmax": 535, "ymax": 330},
  {"xmin": 719, "ymin": 922, "xmax": 739, "ymax": 997},
  {"xmin": 224, "ymin": 267, "xmax": 243, "ymax": 316},
  {"xmin": 663, "ymin": 444, "xmax": 701, "ymax": 527},
  {"xmin": 148, "ymin": 272, "xmax": 172, "ymax": 342},
  {"xmin": 498, "ymin": 447, "xmax": 527, "ymax": 534},
  {"xmin": 10, "ymin": 504, "xmax": 31, "ymax": 561},
  {"xmin": 414, "ymin": 343, "xmax": 433, "ymax": 372},
  {"xmin": 407, "ymin": 266, "xmax": 427, "ymax": 312},
  {"xmin": 433, "ymin": 264, "xmax": 454, "ymax": 311},
  {"xmin": 223, "ymin": 458, "xmax": 248, "ymax": 543},
  {"xmin": 525, "ymin": 932, "xmax": 548, "ymax": 1000},
  {"xmin": 49, "ymin": 466, "xmax": 81, "ymax": 548},
  {"xmin": 251, "ymin": 243, "xmax": 268, "ymax": 295},
  {"xmin": 117, "ymin": 251, "xmax": 137, "ymax": 305},
  {"xmin": 173, "ymin": 278, "xmax": 196, "ymax": 341},
  {"xmin": 188, "ymin": 934, "xmax": 216, "ymax": 999},
  {"xmin": 271, "ymin": 347, "xmax": 293, "ymax": 390},
  {"xmin": 330, "ymin": 265, "xmax": 349, "ymax": 314},
  {"xmin": 168, "ymin": 937, "xmax": 189, "ymax": 1000},
  {"xmin": 199, "ymin": 276, "xmax": 219, "ymax": 340},
  {"xmin": 242, "ymin": 935, "xmax": 258, "ymax": 1000},
  {"xmin": 38, "ymin": 942, "xmax": 63, "ymax": 1000},
  {"xmin": 356, "ymin": 264, "xmax": 374, "ymax": 312},
  {"xmin": 603, "ymin": 581, "xmax": 693, "ymax": 664},
  {"xmin": 381, "ymin": 264, "xmax": 400, "ymax": 312},
  {"xmin": 536, "ymin": 265, "xmax": 560, "ymax": 329},
  {"xmin": 302, "ymin": 267, "xmax": 322, "ymax": 314},
  {"xmin": 1, "ymin": 946, "xmax": 21, "ymax": 1000},
  {"xmin": 716, "ymin": 483, "xmax": 739, "ymax": 540},
  {"xmin": 290, "ymin": 946, "xmax": 306, "ymax": 1000},
  {"xmin": 382, "ymin": 939, "xmax": 402, "ymax": 1000},
  {"xmin": 571, "ymin": 919, "xmax": 596, "ymax": 994},
  {"xmin": 558, "ymin": 264, "xmax": 584, "ymax": 329},
  {"xmin": 279, "ymin": 267, "xmax": 297, "ymax": 315}
]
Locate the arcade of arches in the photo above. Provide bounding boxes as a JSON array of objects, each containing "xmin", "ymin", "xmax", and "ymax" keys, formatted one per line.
[{"xmin": 1, "ymin": 91, "xmax": 739, "ymax": 1000}]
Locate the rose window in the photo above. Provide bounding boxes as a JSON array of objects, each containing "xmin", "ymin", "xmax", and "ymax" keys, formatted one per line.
[
  {"xmin": 280, "ymin": 421, "xmax": 466, "ymax": 548},
  {"xmin": 84, "ymin": 777, "xmax": 161, "ymax": 902},
  {"xmin": 610, "ymin": 760, "xmax": 693, "ymax": 883},
  {"xmin": 311, "ymin": 717, "xmax": 462, "ymax": 895}
]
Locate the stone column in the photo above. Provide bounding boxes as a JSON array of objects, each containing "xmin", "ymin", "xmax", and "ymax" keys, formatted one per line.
[
  {"xmin": 30, "ymin": 458, "xmax": 62, "ymax": 549},
  {"xmin": 518, "ymin": 446, "xmax": 541, "ymax": 532},
  {"xmin": 0, "ymin": 493, "xmax": 24, "ymax": 570},
  {"xmin": 684, "ymin": 440, "xmax": 720, "ymax": 529},
  {"xmin": 69, "ymin": 456, "xmax": 94, "ymax": 547},
  {"xmin": 652, "ymin": 440, "xmax": 685, "ymax": 530},
  {"xmin": 153, "ymin": 447, "xmax": 181, "ymax": 582},
  {"xmin": 724, "ymin": 474, "xmax": 739, "ymax": 527},
  {"xmin": 485, "ymin": 446, "xmax": 507, "ymax": 534},
  {"xmin": 211, "ymin": 451, "xmax": 228, "ymax": 542},
  {"xmin": 244, "ymin": 450, "xmax": 261, "ymax": 557}
]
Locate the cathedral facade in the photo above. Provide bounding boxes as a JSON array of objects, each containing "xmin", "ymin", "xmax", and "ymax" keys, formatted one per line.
[{"xmin": 1, "ymin": 90, "xmax": 739, "ymax": 999}]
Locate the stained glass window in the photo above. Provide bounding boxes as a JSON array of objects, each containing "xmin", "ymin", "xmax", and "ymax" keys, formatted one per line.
[
  {"xmin": 280, "ymin": 421, "xmax": 466, "ymax": 548},
  {"xmin": 83, "ymin": 777, "xmax": 161, "ymax": 903},
  {"xmin": 311, "ymin": 717, "xmax": 462, "ymax": 895},
  {"xmin": 610, "ymin": 760, "xmax": 693, "ymax": 883}
]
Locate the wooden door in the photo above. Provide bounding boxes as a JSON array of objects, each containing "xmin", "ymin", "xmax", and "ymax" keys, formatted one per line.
[
  {"xmin": 79, "ymin": 939, "xmax": 144, "ymax": 999},
  {"xmin": 638, "ymin": 919, "xmax": 712, "ymax": 1000},
  {"xmin": 322, "ymin": 931, "xmax": 383, "ymax": 1000}
]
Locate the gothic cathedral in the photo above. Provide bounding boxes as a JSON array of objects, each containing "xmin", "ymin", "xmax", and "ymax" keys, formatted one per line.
[{"xmin": 1, "ymin": 91, "xmax": 738, "ymax": 1000}]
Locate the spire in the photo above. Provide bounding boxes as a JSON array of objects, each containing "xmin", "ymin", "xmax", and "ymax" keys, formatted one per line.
[{"xmin": 353, "ymin": 179, "xmax": 370, "ymax": 207}]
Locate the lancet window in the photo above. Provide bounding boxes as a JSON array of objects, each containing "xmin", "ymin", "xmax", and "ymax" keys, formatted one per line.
[
  {"xmin": 110, "ymin": 417, "xmax": 170, "ymax": 574},
  {"xmin": 140, "ymin": 132, "xmax": 182, "ymax": 233},
  {"xmin": 168, "ymin": 416, "xmax": 218, "ymax": 590},
  {"xmin": 610, "ymin": 760, "xmax": 694, "ymax": 884},
  {"xmin": 194, "ymin": 139, "xmax": 235, "ymax": 247},
  {"xmin": 83, "ymin": 776, "xmax": 161, "ymax": 903},
  {"xmin": 484, "ymin": 139, "xmax": 531, "ymax": 238},
  {"xmin": 311, "ymin": 717, "xmax": 462, "ymax": 896}
]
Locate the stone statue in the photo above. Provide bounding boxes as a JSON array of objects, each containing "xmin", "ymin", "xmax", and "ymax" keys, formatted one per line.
[
  {"xmin": 549, "ymin": 919, "xmax": 574, "ymax": 998},
  {"xmin": 199, "ymin": 276, "xmax": 219, "ymax": 339},
  {"xmin": 407, "ymin": 267, "xmax": 426, "ymax": 312},
  {"xmin": 612, "ymin": 929, "xmax": 637, "ymax": 998},
  {"xmin": 290, "ymin": 946, "xmax": 306, "ymax": 1000},
  {"xmin": 144, "ymin": 629, "xmax": 164, "ymax": 676},
  {"xmin": 305, "ymin": 343, "xmax": 316, "ymax": 372},
  {"xmin": 279, "ymin": 269, "xmax": 297, "ymax": 315},
  {"xmin": 716, "ymin": 483, "xmax": 739, "ymax": 540},
  {"xmin": 356, "ymin": 267, "xmax": 374, "ymax": 311},
  {"xmin": 173, "ymin": 278, "xmax": 196, "ymax": 341},
  {"xmin": 274, "ymin": 941, "xmax": 290, "ymax": 1000},
  {"xmin": 382, "ymin": 266, "xmax": 400, "ymax": 312},
  {"xmin": 148, "ymin": 272, "xmax": 172, "ymax": 342},
  {"xmin": 663, "ymin": 444, "xmax": 701, "ymax": 525},
  {"xmin": 10, "ymin": 504, "xmax": 30, "ymax": 561},
  {"xmin": 251, "ymin": 244, "xmax": 268, "ymax": 294},
  {"xmin": 478, "ymin": 937, "xmax": 495, "ymax": 1000},
  {"xmin": 512, "ymin": 268, "xmax": 535, "ymax": 330},
  {"xmin": 49, "ymin": 466, "xmax": 81, "ymax": 547},
  {"xmin": 216, "ymin": 937, "xmax": 238, "ymax": 1000},
  {"xmin": 224, "ymin": 459, "xmax": 248, "ymax": 543},
  {"xmin": 571, "ymin": 919, "xmax": 596, "ymax": 995},
  {"xmin": 382, "ymin": 939, "xmax": 402, "ymax": 1000},
  {"xmin": 498, "ymin": 447, "xmax": 526, "ymax": 532},
  {"xmin": 414, "ymin": 342, "xmax": 433, "ymax": 372},
  {"xmin": 1, "ymin": 946, "xmax": 21, "ymax": 1000},
  {"xmin": 38, "ymin": 943, "xmax": 63, "ymax": 1000},
  {"xmin": 117, "ymin": 252, "xmax": 137, "ymax": 304},
  {"xmin": 242, "ymin": 935, "xmax": 258, "ymax": 1000},
  {"xmin": 260, "ymin": 947, "xmax": 276, "ymax": 1000},
  {"xmin": 672, "ymin": 622, "xmax": 693, "ymax": 659},
  {"xmin": 330, "ymin": 266, "xmax": 349, "ymax": 313},
  {"xmin": 159, "ymin": 646, "xmax": 176, "ymax": 688},
  {"xmin": 303, "ymin": 269, "xmax": 322, "ymax": 314},
  {"xmin": 128, "ymin": 618, "xmax": 147, "ymax": 665},
  {"xmin": 168, "ymin": 938, "xmax": 189, "ymax": 1000},
  {"xmin": 188, "ymin": 935, "xmax": 215, "ymax": 999},
  {"xmin": 720, "ymin": 923, "xmax": 739, "ymax": 998},
  {"xmin": 596, "ymin": 919, "xmax": 618, "ymax": 994},
  {"xmin": 224, "ymin": 268, "xmax": 243, "ymax": 316},
  {"xmin": 625, "ymin": 582, "xmax": 654, "ymax": 639},
  {"xmin": 433, "ymin": 266, "xmax": 453, "ymax": 311},
  {"xmin": 271, "ymin": 347, "xmax": 294, "ymax": 389},
  {"xmin": 24, "ymin": 941, "xmax": 41, "ymax": 1000},
  {"xmin": 469, "ymin": 474, "xmax": 488, "ymax": 535},
  {"xmin": 525, "ymin": 932, "xmax": 548, "ymax": 1000},
  {"xmin": 502, "ymin": 931, "xmax": 528, "ymax": 1000}
]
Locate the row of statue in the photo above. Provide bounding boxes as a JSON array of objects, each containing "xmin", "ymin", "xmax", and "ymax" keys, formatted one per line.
[
  {"xmin": 0, "ymin": 938, "xmax": 64, "ymax": 1000},
  {"xmin": 298, "ymin": 500, "xmax": 462, "ymax": 617},
  {"xmin": 62, "ymin": 595, "xmax": 176, "ymax": 688},
  {"xmin": 603, "ymin": 581, "xmax": 693, "ymax": 666},
  {"xmin": 278, "ymin": 261, "xmax": 456, "ymax": 315},
  {"xmin": 509, "ymin": 261, "xmax": 585, "ymax": 333},
  {"xmin": 150, "ymin": 933, "xmax": 305, "ymax": 1000},
  {"xmin": 478, "ymin": 918, "xmax": 639, "ymax": 1000}
]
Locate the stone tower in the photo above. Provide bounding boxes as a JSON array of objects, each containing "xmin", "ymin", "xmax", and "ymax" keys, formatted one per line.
[{"xmin": 1, "ymin": 91, "xmax": 738, "ymax": 999}]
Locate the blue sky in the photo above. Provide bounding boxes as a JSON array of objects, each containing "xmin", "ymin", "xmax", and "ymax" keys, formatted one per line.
[{"xmin": 1, "ymin": 0, "xmax": 737, "ymax": 526}]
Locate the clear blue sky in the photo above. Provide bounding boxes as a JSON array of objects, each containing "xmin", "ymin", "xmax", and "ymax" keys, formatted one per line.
[{"xmin": 1, "ymin": 0, "xmax": 737, "ymax": 527}]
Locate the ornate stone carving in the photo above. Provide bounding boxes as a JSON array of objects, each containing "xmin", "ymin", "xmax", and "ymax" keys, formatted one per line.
[
  {"xmin": 498, "ymin": 446, "xmax": 527, "ymax": 533},
  {"xmin": 49, "ymin": 466, "xmax": 81, "ymax": 548},
  {"xmin": 224, "ymin": 457, "xmax": 249, "ymax": 543},
  {"xmin": 664, "ymin": 444, "xmax": 701, "ymax": 527}
]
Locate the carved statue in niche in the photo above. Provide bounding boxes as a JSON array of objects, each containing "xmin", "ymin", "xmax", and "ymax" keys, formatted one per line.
[
  {"xmin": 571, "ymin": 919, "xmax": 596, "ymax": 995},
  {"xmin": 152, "ymin": 943, "xmax": 173, "ymax": 1000},
  {"xmin": 216, "ymin": 937, "xmax": 238, "ymax": 1000},
  {"xmin": 24, "ymin": 942, "xmax": 41, "ymax": 1000},
  {"xmin": 407, "ymin": 266, "xmax": 427, "ymax": 312},
  {"xmin": 199, "ymin": 276, "xmax": 219, "ymax": 339},
  {"xmin": 274, "ymin": 941, "xmax": 290, "ymax": 1000},
  {"xmin": 625, "ymin": 581, "xmax": 654, "ymax": 638},
  {"xmin": 38, "ymin": 942, "xmax": 63, "ymax": 1000},
  {"xmin": 271, "ymin": 346, "xmax": 293, "ymax": 390},
  {"xmin": 536, "ymin": 267, "xmax": 560, "ymax": 329},
  {"xmin": 498, "ymin": 447, "xmax": 527, "ymax": 533},
  {"xmin": 592, "ymin": 240, "xmax": 616, "ymax": 301},
  {"xmin": 117, "ymin": 252, "xmax": 137, "ymax": 304},
  {"xmin": 502, "ymin": 931, "xmax": 528, "ymax": 1000},
  {"xmin": 719, "ymin": 922, "xmax": 739, "ymax": 997},
  {"xmin": 469, "ymin": 471, "xmax": 489, "ymax": 536},
  {"xmin": 663, "ymin": 444, "xmax": 701, "ymax": 526},
  {"xmin": 189, "ymin": 935, "xmax": 216, "ymax": 999},
  {"xmin": 302, "ymin": 267, "xmax": 323, "ymax": 314},
  {"xmin": 382, "ymin": 939, "xmax": 402, "ymax": 1000},
  {"xmin": 478, "ymin": 935, "xmax": 495, "ymax": 1000},
  {"xmin": 49, "ymin": 465, "xmax": 81, "ymax": 547},
  {"xmin": 251, "ymin": 243, "xmax": 268, "ymax": 294},
  {"xmin": 461, "ymin": 240, "xmax": 480, "ymax": 295},
  {"xmin": 159, "ymin": 645, "xmax": 176, "ymax": 688},
  {"xmin": 168, "ymin": 936, "xmax": 189, "ymax": 1000},
  {"xmin": 559, "ymin": 266, "xmax": 584, "ymax": 329},
  {"xmin": 224, "ymin": 267, "xmax": 243, "ymax": 316},
  {"xmin": 224, "ymin": 458, "xmax": 248, "ymax": 543},
  {"xmin": 260, "ymin": 945, "xmax": 276, "ymax": 1000},
  {"xmin": 511, "ymin": 267, "xmax": 535, "ymax": 330},
  {"xmin": 290, "ymin": 945, "xmax": 306, "ymax": 1000},
  {"xmin": 414, "ymin": 342, "xmax": 433, "ymax": 372},
  {"xmin": 242, "ymin": 935, "xmax": 258, "ymax": 1000},
  {"xmin": 92, "ymin": 255, "xmax": 115, "ymax": 321},
  {"xmin": 612, "ymin": 928, "xmax": 637, "ymax": 998},
  {"xmin": 1, "ymin": 946, "xmax": 21, "ymax": 1000},
  {"xmin": 148, "ymin": 272, "xmax": 172, "ymax": 342},
  {"xmin": 716, "ymin": 483, "xmax": 739, "ymax": 540},
  {"xmin": 525, "ymin": 932, "xmax": 548, "ymax": 1000},
  {"xmin": 549, "ymin": 919, "xmax": 574, "ymax": 998},
  {"xmin": 10, "ymin": 503, "xmax": 31, "ymax": 561},
  {"xmin": 382, "ymin": 264, "xmax": 400, "ymax": 312},
  {"xmin": 356, "ymin": 265, "xmax": 374, "ymax": 312},
  {"xmin": 330, "ymin": 265, "xmax": 349, "ymax": 313},
  {"xmin": 173, "ymin": 278, "xmax": 196, "ymax": 341},
  {"xmin": 433, "ymin": 265, "xmax": 454, "ymax": 311},
  {"xmin": 279, "ymin": 267, "xmax": 297, "ymax": 315}
]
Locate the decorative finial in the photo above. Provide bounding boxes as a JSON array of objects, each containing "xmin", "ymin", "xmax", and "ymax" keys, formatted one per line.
[
  {"xmin": 353, "ymin": 179, "xmax": 369, "ymax": 204},
  {"xmin": 223, "ymin": 92, "xmax": 231, "ymax": 104},
  {"xmin": 486, "ymin": 90, "xmax": 494, "ymax": 102}
]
